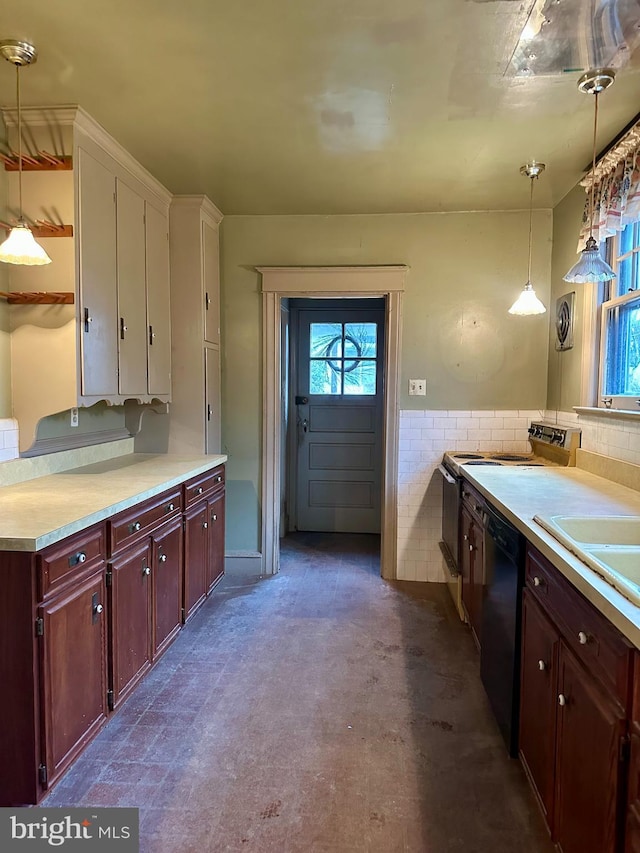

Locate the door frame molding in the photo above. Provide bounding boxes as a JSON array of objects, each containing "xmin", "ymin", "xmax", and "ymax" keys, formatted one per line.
[{"xmin": 258, "ymin": 265, "xmax": 407, "ymax": 580}]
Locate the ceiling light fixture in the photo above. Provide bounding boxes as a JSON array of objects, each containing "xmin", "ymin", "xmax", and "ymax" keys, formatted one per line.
[
  {"xmin": 509, "ymin": 161, "xmax": 547, "ymax": 316},
  {"xmin": 0, "ymin": 39, "xmax": 51, "ymax": 266},
  {"xmin": 563, "ymin": 68, "xmax": 616, "ymax": 283}
]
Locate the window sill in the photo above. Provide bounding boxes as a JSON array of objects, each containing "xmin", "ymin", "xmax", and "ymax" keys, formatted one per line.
[{"xmin": 574, "ymin": 406, "xmax": 640, "ymax": 421}]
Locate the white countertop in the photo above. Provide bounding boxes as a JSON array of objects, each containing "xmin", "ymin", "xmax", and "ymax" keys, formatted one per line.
[
  {"xmin": 0, "ymin": 453, "xmax": 227, "ymax": 552},
  {"xmin": 460, "ymin": 464, "xmax": 640, "ymax": 649}
]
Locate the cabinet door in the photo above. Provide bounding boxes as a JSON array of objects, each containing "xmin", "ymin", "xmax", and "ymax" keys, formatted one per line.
[
  {"xmin": 109, "ymin": 541, "xmax": 152, "ymax": 707},
  {"xmin": 152, "ymin": 518, "xmax": 183, "ymax": 658},
  {"xmin": 627, "ymin": 733, "xmax": 640, "ymax": 853},
  {"xmin": 460, "ymin": 505, "xmax": 473, "ymax": 624},
  {"xmin": 39, "ymin": 569, "xmax": 107, "ymax": 788},
  {"xmin": 470, "ymin": 516, "xmax": 483, "ymax": 647},
  {"xmin": 203, "ymin": 219, "xmax": 220, "ymax": 344},
  {"xmin": 184, "ymin": 502, "xmax": 208, "ymax": 619},
  {"xmin": 77, "ymin": 148, "xmax": 118, "ymax": 397},
  {"xmin": 206, "ymin": 490, "xmax": 225, "ymax": 592},
  {"xmin": 146, "ymin": 203, "xmax": 171, "ymax": 396},
  {"xmin": 519, "ymin": 590, "xmax": 559, "ymax": 827},
  {"xmin": 116, "ymin": 180, "xmax": 147, "ymax": 396},
  {"xmin": 205, "ymin": 345, "xmax": 221, "ymax": 454},
  {"xmin": 554, "ymin": 640, "xmax": 626, "ymax": 853}
]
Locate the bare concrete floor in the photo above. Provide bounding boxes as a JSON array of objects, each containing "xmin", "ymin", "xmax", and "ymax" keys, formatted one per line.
[{"xmin": 42, "ymin": 532, "xmax": 554, "ymax": 852}]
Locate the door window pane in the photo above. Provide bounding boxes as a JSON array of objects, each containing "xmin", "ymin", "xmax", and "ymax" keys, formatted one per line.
[
  {"xmin": 310, "ymin": 359, "xmax": 341, "ymax": 395},
  {"xmin": 310, "ymin": 323, "xmax": 342, "ymax": 357},
  {"xmin": 308, "ymin": 321, "xmax": 377, "ymax": 396},
  {"xmin": 345, "ymin": 323, "xmax": 377, "ymax": 357},
  {"xmin": 343, "ymin": 360, "xmax": 377, "ymax": 395}
]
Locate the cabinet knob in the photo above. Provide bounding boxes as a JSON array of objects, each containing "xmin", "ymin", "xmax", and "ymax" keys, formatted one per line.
[
  {"xmin": 129, "ymin": 521, "xmax": 141, "ymax": 533},
  {"xmin": 558, "ymin": 694, "xmax": 566, "ymax": 707},
  {"xmin": 463, "ymin": 534, "xmax": 469, "ymax": 541},
  {"xmin": 159, "ymin": 553, "xmax": 167, "ymax": 563},
  {"xmin": 203, "ymin": 521, "xmax": 208, "ymax": 529},
  {"xmin": 166, "ymin": 503, "xmax": 175, "ymax": 512},
  {"xmin": 142, "ymin": 565, "xmax": 151, "ymax": 576},
  {"xmin": 76, "ymin": 551, "xmax": 86, "ymax": 563},
  {"xmin": 197, "ymin": 487, "xmax": 203, "ymax": 495},
  {"xmin": 578, "ymin": 631, "xmax": 589, "ymax": 645},
  {"xmin": 468, "ymin": 544, "xmax": 474, "ymax": 552},
  {"xmin": 212, "ymin": 514, "xmax": 217, "ymax": 522},
  {"xmin": 538, "ymin": 660, "xmax": 546, "ymax": 671},
  {"xmin": 93, "ymin": 603, "xmax": 104, "ymax": 615},
  {"xmin": 533, "ymin": 576, "xmax": 542, "ymax": 587},
  {"xmin": 217, "ymin": 476, "xmax": 222, "ymax": 483}
]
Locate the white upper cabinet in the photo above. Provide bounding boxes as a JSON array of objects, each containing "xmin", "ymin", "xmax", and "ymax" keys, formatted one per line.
[
  {"xmin": 0, "ymin": 106, "xmax": 173, "ymax": 451},
  {"xmin": 203, "ymin": 219, "xmax": 220, "ymax": 345}
]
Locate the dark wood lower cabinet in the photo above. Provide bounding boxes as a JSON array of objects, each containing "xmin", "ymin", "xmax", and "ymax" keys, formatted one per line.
[
  {"xmin": 109, "ymin": 540, "xmax": 153, "ymax": 709},
  {"xmin": 184, "ymin": 502, "xmax": 208, "ymax": 619},
  {"xmin": 207, "ymin": 489, "xmax": 225, "ymax": 593},
  {"xmin": 38, "ymin": 567, "xmax": 108, "ymax": 790},
  {"xmin": 152, "ymin": 517, "xmax": 183, "ymax": 656},
  {"xmin": 460, "ymin": 501, "xmax": 483, "ymax": 647}
]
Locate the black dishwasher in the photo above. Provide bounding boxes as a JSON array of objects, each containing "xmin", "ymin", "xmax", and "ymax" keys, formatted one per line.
[{"xmin": 480, "ymin": 503, "xmax": 525, "ymax": 758}]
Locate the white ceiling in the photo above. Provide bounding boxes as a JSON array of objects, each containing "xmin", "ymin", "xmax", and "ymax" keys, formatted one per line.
[{"xmin": 1, "ymin": 0, "xmax": 640, "ymax": 215}]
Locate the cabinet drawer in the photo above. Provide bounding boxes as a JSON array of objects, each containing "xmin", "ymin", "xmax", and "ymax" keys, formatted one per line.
[
  {"xmin": 110, "ymin": 489, "xmax": 182, "ymax": 554},
  {"xmin": 184, "ymin": 465, "xmax": 225, "ymax": 506},
  {"xmin": 527, "ymin": 546, "xmax": 633, "ymax": 707},
  {"xmin": 461, "ymin": 480, "xmax": 485, "ymax": 524},
  {"xmin": 38, "ymin": 524, "xmax": 106, "ymax": 600}
]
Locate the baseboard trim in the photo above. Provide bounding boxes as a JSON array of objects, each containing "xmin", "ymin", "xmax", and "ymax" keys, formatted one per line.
[{"xmin": 225, "ymin": 552, "xmax": 263, "ymax": 577}]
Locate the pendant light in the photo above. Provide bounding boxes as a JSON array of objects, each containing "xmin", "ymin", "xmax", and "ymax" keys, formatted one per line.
[
  {"xmin": 509, "ymin": 162, "xmax": 547, "ymax": 316},
  {"xmin": 563, "ymin": 68, "xmax": 615, "ymax": 283},
  {"xmin": 0, "ymin": 39, "xmax": 51, "ymax": 266}
]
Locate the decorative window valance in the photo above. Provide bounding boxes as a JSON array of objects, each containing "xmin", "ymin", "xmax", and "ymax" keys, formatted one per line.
[{"xmin": 577, "ymin": 120, "xmax": 640, "ymax": 251}]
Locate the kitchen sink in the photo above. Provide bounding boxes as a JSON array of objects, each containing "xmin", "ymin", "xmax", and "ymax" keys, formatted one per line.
[
  {"xmin": 534, "ymin": 515, "xmax": 640, "ymax": 546},
  {"xmin": 534, "ymin": 514, "xmax": 640, "ymax": 607}
]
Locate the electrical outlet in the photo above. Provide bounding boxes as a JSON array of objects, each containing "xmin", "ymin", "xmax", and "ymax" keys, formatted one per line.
[
  {"xmin": 70, "ymin": 407, "xmax": 79, "ymax": 428},
  {"xmin": 408, "ymin": 379, "xmax": 426, "ymax": 396}
]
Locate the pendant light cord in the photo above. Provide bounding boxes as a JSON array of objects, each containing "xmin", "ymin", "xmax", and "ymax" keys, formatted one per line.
[
  {"xmin": 588, "ymin": 90, "xmax": 599, "ymax": 241},
  {"xmin": 15, "ymin": 62, "xmax": 23, "ymax": 224},
  {"xmin": 527, "ymin": 174, "xmax": 534, "ymax": 284}
]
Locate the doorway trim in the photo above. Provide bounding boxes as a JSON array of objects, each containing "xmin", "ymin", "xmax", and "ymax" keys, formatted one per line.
[{"xmin": 258, "ymin": 265, "xmax": 407, "ymax": 580}]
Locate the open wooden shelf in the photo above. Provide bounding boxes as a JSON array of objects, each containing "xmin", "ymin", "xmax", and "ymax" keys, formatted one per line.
[
  {"xmin": 1, "ymin": 152, "xmax": 72, "ymax": 171},
  {"xmin": 0, "ymin": 291, "xmax": 74, "ymax": 305},
  {"xmin": 0, "ymin": 220, "xmax": 73, "ymax": 238}
]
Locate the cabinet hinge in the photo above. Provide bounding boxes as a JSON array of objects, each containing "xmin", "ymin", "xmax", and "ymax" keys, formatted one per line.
[
  {"xmin": 182, "ymin": 518, "xmax": 186, "ymax": 532},
  {"xmin": 35, "ymin": 617, "xmax": 44, "ymax": 637},
  {"xmin": 107, "ymin": 689, "xmax": 114, "ymax": 711},
  {"xmin": 39, "ymin": 763, "xmax": 47, "ymax": 786},
  {"xmin": 106, "ymin": 570, "xmax": 112, "ymax": 587},
  {"xmin": 620, "ymin": 734, "xmax": 631, "ymax": 763},
  {"xmin": 181, "ymin": 607, "xmax": 186, "ymax": 622}
]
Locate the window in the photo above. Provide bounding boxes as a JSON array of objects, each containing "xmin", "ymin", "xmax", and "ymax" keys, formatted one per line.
[
  {"xmin": 309, "ymin": 322, "xmax": 378, "ymax": 395},
  {"xmin": 600, "ymin": 221, "xmax": 640, "ymax": 408}
]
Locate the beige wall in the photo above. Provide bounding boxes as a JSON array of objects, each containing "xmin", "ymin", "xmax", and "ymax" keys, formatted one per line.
[
  {"xmin": 221, "ymin": 210, "xmax": 552, "ymax": 551},
  {"xmin": 546, "ymin": 184, "xmax": 591, "ymax": 411}
]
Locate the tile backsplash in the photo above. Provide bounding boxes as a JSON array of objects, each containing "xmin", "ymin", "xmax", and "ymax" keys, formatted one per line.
[
  {"xmin": 546, "ymin": 409, "xmax": 640, "ymax": 466},
  {"xmin": 0, "ymin": 418, "xmax": 19, "ymax": 463},
  {"xmin": 396, "ymin": 409, "xmax": 543, "ymax": 582}
]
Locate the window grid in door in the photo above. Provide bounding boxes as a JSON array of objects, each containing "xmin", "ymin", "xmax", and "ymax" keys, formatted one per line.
[{"xmin": 309, "ymin": 322, "xmax": 378, "ymax": 395}]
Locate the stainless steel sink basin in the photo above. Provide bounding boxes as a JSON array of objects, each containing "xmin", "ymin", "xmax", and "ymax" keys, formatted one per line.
[{"xmin": 535, "ymin": 515, "xmax": 640, "ymax": 546}]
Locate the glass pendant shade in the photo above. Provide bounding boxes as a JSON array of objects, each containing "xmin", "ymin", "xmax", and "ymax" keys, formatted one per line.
[
  {"xmin": 508, "ymin": 282, "xmax": 546, "ymax": 315},
  {"xmin": 563, "ymin": 235, "xmax": 615, "ymax": 283},
  {"xmin": 0, "ymin": 223, "xmax": 51, "ymax": 265}
]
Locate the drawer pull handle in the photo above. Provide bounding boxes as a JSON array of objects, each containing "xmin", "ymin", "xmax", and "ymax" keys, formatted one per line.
[
  {"xmin": 533, "ymin": 576, "xmax": 543, "ymax": 587},
  {"xmin": 159, "ymin": 553, "xmax": 167, "ymax": 563},
  {"xmin": 142, "ymin": 566, "xmax": 151, "ymax": 576},
  {"xmin": 166, "ymin": 503, "xmax": 175, "ymax": 512},
  {"xmin": 578, "ymin": 631, "xmax": 589, "ymax": 645},
  {"xmin": 203, "ymin": 521, "xmax": 208, "ymax": 529},
  {"xmin": 558, "ymin": 694, "xmax": 566, "ymax": 707},
  {"xmin": 538, "ymin": 660, "xmax": 546, "ymax": 671},
  {"xmin": 197, "ymin": 487, "xmax": 203, "ymax": 495},
  {"xmin": 217, "ymin": 476, "xmax": 222, "ymax": 483},
  {"xmin": 68, "ymin": 550, "xmax": 88, "ymax": 567},
  {"xmin": 93, "ymin": 603, "xmax": 104, "ymax": 615},
  {"xmin": 129, "ymin": 521, "xmax": 141, "ymax": 533}
]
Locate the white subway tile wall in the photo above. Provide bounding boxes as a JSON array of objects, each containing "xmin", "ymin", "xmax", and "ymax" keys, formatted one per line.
[
  {"xmin": 397, "ymin": 409, "xmax": 543, "ymax": 582},
  {"xmin": 545, "ymin": 409, "xmax": 640, "ymax": 466},
  {"xmin": 0, "ymin": 418, "xmax": 19, "ymax": 463}
]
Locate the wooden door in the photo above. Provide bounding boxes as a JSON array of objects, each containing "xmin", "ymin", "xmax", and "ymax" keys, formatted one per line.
[
  {"xmin": 203, "ymin": 218, "xmax": 220, "ymax": 344},
  {"xmin": 460, "ymin": 505, "xmax": 473, "ymax": 625},
  {"xmin": 116, "ymin": 180, "xmax": 147, "ymax": 396},
  {"xmin": 206, "ymin": 490, "xmax": 225, "ymax": 592},
  {"xmin": 519, "ymin": 590, "xmax": 559, "ymax": 827},
  {"xmin": 184, "ymin": 502, "xmax": 208, "ymax": 619},
  {"xmin": 145, "ymin": 202, "xmax": 171, "ymax": 396},
  {"xmin": 77, "ymin": 147, "xmax": 118, "ymax": 397},
  {"xmin": 205, "ymin": 345, "xmax": 221, "ymax": 453},
  {"xmin": 152, "ymin": 518, "xmax": 183, "ymax": 658},
  {"xmin": 109, "ymin": 541, "xmax": 152, "ymax": 707},
  {"xmin": 554, "ymin": 641, "xmax": 626, "ymax": 853},
  {"xmin": 294, "ymin": 301, "xmax": 385, "ymax": 533},
  {"xmin": 39, "ymin": 569, "xmax": 107, "ymax": 788}
]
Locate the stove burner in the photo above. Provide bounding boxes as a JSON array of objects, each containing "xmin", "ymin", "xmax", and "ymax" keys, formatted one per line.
[
  {"xmin": 453, "ymin": 453, "xmax": 483, "ymax": 459},
  {"xmin": 516, "ymin": 462, "xmax": 543, "ymax": 466},
  {"xmin": 464, "ymin": 460, "xmax": 503, "ymax": 466},
  {"xmin": 492, "ymin": 454, "xmax": 531, "ymax": 462}
]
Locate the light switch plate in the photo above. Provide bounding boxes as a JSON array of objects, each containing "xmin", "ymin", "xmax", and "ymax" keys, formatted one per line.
[{"xmin": 409, "ymin": 379, "xmax": 426, "ymax": 396}]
